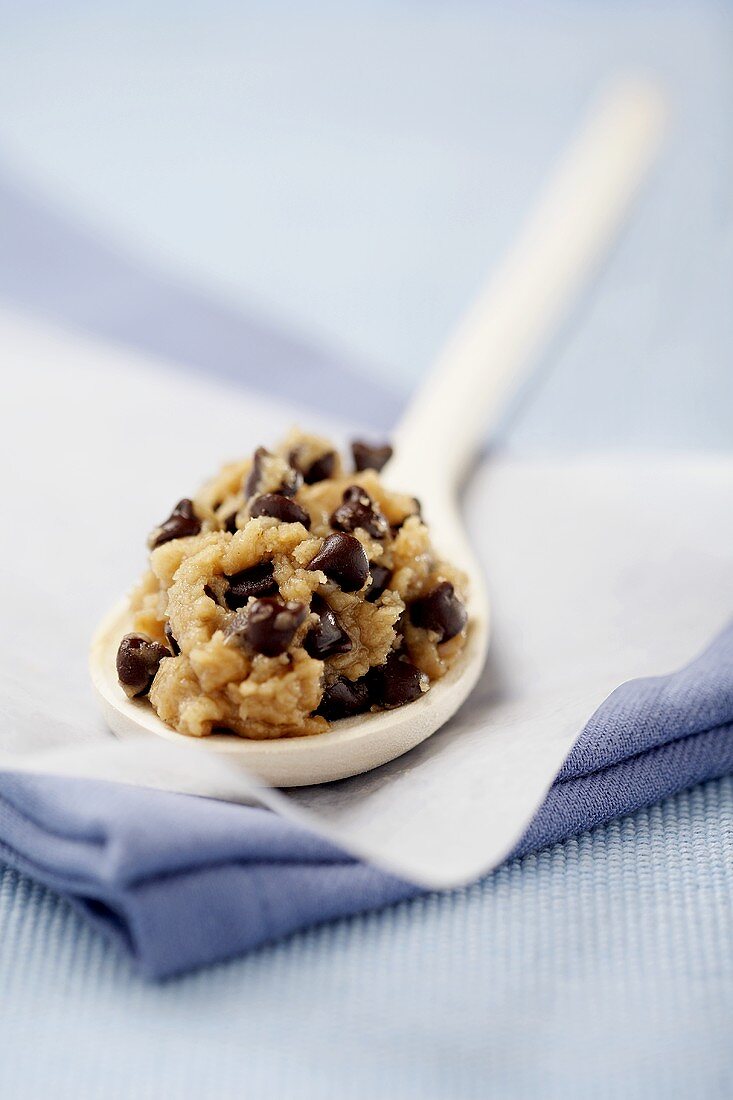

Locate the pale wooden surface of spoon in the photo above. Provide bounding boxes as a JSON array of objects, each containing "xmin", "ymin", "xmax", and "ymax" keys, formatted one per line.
[{"xmin": 90, "ymin": 77, "xmax": 665, "ymax": 786}]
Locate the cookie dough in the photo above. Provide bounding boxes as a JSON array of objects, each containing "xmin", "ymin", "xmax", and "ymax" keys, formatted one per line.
[{"xmin": 116, "ymin": 430, "xmax": 468, "ymax": 739}]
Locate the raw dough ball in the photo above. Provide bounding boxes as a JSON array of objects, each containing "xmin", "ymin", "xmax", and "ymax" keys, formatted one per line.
[{"xmin": 122, "ymin": 431, "xmax": 468, "ymax": 739}]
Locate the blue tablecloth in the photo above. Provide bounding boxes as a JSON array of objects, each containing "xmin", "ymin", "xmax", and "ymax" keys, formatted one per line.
[{"xmin": 0, "ymin": 2, "xmax": 732, "ymax": 1096}]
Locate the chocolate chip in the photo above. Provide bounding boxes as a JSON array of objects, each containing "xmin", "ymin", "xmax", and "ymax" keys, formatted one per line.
[
  {"xmin": 224, "ymin": 562, "xmax": 277, "ymax": 608},
  {"xmin": 331, "ymin": 485, "xmax": 389, "ymax": 540},
  {"xmin": 351, "ymin": 440, "xmax": 393, "ymax": 473},
  {"xmin": 227, "ymin": 597, "xmax": 307, "ymax": 657},
  {"xmin": 243, "ymin": 447, "xmax": 267, "ymax": 498},
  {"xmin": 305, "ymin": 451, "xmax": 335, "ymax": 483},
  {"xmin": 304, "ymin": 596, "xmax": 352, "ymax": 659},
  {"xmin": 116, "ymin": 633, "xmax": 171, "ymax": 698},
  {"xmin": 223, "ymin": 510, "xmax": 239, "ymax": 534},
  {"xmin": 366, "ymin": 563, "xmax": 392, "ymax": 603},
  {"xmin": 202, "ymin": 584, "xmax": 228, "ymax": 608},
  {"xmin": 244, "ymin": 447, "xmax": 301, "ymax": 498},
  {"xmin": 164, "ymin": 621, "xmax": 180, "ymax": 655},
  {"xmin": 250, "ymin": 493, "xmax": 311, "ymax": 528},
  {"xmin": 307, "ymin": 532, "xmax": 369, "ymax": 592},
  {"xmin": 316, "ymin": 677, "xmax": 370, "ymax": 721},
  {"xmin": 367, "ymin": 652, "xmax": 427, "ymax": 709},
  {"xmin": 409, "ymin": 581, "xmax": 467, "ymax": 642},
  {"xmin": 289, "ymin": 447, "xmax": 336, "ymax": 484},
  {"xmin": 149, "ymin": 499, "xmax": 201, "ymax": 549},
  {"xmin": 393, "ymin": 610, "xmax": 409, "ymax": 644}
]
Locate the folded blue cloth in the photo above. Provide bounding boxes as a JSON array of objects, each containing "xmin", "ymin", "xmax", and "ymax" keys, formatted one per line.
[{"xmin": 1, "ymin": 623, "xmax": 731, "ymax": 977}]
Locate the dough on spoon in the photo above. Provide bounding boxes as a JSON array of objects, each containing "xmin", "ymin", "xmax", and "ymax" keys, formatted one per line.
[{"xmin": 117, "ymin": 430, "xmax": 468, "ymax": 739}]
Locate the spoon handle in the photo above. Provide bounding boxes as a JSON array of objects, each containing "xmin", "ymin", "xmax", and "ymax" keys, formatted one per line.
[{"xmin": 388, "ymin": 77, "xmax": 666, "ymax": 496}]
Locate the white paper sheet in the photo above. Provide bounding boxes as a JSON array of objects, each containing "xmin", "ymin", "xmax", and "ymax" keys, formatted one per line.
[{"xmin": 2, "ymin": 308, "xmax": 731, "ymax": 887}]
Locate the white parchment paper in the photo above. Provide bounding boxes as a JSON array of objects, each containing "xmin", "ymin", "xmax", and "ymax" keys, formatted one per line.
[{"xmin": 2, "ymin": 309, "xmax": 731, "ymax": 887}]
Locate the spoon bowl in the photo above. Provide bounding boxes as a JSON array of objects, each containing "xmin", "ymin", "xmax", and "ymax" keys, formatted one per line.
[
  {"xmin": 91, "ymin": 456, "xmax": 490, "ymax": 787},
  {"xmin": 90, "ymin": 576, "xmax": 489, "ymax": 788}
]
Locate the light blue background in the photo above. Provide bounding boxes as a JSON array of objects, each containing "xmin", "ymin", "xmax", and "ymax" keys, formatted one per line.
[
  {"xmin": 0, "ymin": 2, "xmax": 732, "ymax": 1097},
  {"xmin": 0, "ymin": 0, "xmax": 731, "ymax": 449}
]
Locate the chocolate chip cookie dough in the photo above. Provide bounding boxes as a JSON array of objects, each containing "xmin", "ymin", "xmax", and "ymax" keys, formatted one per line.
[{"xmin": 116, "ymin": 430, "xmax": 468, "ymax": 739}]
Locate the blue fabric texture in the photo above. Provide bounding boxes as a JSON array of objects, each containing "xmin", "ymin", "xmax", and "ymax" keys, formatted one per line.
[
  {"xmin": 2, "ymin": 777, "xmax": 732, "ymax": 1100},
  {"xmin": 1, "ymin": 622, "xmax": 731, "ymax": 978}
]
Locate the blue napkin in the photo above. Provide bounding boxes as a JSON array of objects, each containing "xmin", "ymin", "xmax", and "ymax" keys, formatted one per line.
[
  {"xmin": 1, "ymin": 622, "xmax": 731, "ymax": 977},
  {"xmin": 1, "ymin": 170, "xmax": 732, "ymax": 978}
]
